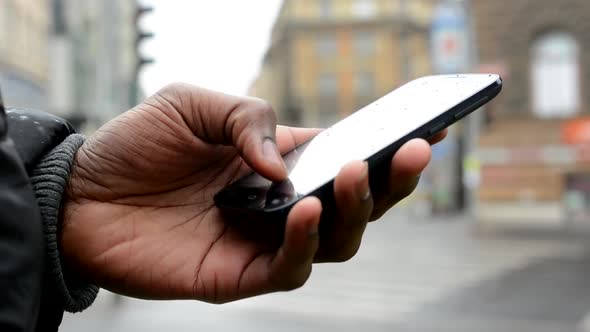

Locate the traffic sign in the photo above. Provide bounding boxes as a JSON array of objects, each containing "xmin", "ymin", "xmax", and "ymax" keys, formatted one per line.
[{"xmin": 430, "ymin": 0, "xmax": 470, "ymax": 74}]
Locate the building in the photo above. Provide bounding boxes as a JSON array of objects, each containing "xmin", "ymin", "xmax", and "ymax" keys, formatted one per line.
[
  {"xmin": 251, "ymin": 0, "xmax": 590, "ymax": 222},
  {"xmin": 50, "ymin": 0, "xmax": 149, "ymax": 133},
  {"xmin": 250, "ymin": 0, "xmax": 436, "ymax": 128},
  {"xmin": 1, "ymin": 1, "xmax": 147, "ymax": 133},
  {"xmin": 472, "ymin": 0, "xmax": 590, "ymax": 228},
  {"xmin": 249, "ymin": 0, "xmax": 473, "ymax": 214},
  {"xmin": 0, "ymin": 0, "xmax": 51, "ymax": 110}
]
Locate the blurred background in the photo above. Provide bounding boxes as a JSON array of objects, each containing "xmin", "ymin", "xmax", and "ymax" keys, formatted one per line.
[{"xmin": 1, "ymin": 0, "xmax": 590, "ymax": 331}]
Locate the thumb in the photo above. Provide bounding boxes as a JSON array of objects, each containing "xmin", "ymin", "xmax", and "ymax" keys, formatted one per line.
[{"xmin": 154, "ymin": 83, "xmax": 287, "ymax": 181}]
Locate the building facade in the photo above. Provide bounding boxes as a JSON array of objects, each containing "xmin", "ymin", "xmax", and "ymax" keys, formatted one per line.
[
  {"xmin": 472, "ymin": 0, "xmax": 590, "ymax": 228},
  {"xmin": 250, "ymin": 0, "xmax": 460, "ymax": 214},
  {"xmin": 0, "ymin": 0, "xmax": 50, "ymax": 110},
  {"xmin": 50, "ymin": 0, "xmax": 145, "ymax": 133},
  {"xmin": 250, "ymin": 0, "xmax": 436, "ymax": 128},
  {"xmin": 0, "ymin": 0, "xmax": 146, "ymax": 134}
]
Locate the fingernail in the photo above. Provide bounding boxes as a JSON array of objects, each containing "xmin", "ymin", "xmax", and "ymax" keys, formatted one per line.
[
  {"xmin": 357, "ymin": 162, "xmax": 371, "ymax": 201},
  {"xmin": 263, "ymin": 138, "xmax": 286, "ymax": 170}
]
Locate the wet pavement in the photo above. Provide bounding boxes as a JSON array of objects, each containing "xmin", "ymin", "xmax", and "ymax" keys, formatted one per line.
[{"xmin": 59, "ymin": 212, "xmax": 590, "ymax": 332}]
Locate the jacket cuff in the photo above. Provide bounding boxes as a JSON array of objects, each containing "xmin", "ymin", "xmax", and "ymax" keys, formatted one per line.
[{"xmin": 31, "ymin": 134, "xmax": 99, "ymax": 313}]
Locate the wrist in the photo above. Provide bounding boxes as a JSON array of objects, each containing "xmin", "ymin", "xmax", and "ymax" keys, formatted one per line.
[{"xmin": 31, "ymin": 134, "xmax": 99, "ymax": 312}]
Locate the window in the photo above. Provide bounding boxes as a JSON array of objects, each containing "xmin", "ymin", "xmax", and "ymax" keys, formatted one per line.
[
  {"xmin": 319, "ymin": 0, "xmax": 332, "ymax": 18},
  {"xmin": 355, "ymin": 72, "xmax": 375, "ymax": 96},
  {"xmin": 531, "ymin": 32, "xmax": 581, "ymax": 118},
  {"xmin": 317, "ymin": 73, "xmax": 339, "ymax": 126},
  {"xmin": 318, "ymin": 73, "xmax": 338, "ymax": 97},
  {"xmin": 352, "ymin": 0, "xmax": 376, "ymax": 18},
  {"xmin": 318, "ymin": 107, "xmax": 340, "ymax": 127},
  {"xmin": 355, "ymin": 72, "xmax": 375, "ymax": 109},
  {"xmin": 316, "ymin": 34, "xmax": 337, "ymax": 58},
  {"xmin": 353, "ymin": 31, "xmax": 376, "ymax": 56}
]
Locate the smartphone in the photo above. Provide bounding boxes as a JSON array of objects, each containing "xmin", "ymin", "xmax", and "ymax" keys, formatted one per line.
[{"xmin": 215, "ymin": 74, "xmax": 502, "ymax": 222}]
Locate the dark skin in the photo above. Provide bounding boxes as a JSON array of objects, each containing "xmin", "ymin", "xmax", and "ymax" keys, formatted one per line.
[{"xmin": 61, "ymin": 83, "xmax": 447, "ymax": 304}]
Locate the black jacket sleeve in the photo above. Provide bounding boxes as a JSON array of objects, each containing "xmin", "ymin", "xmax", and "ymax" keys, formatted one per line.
[
  {"xmin": 0, "ymin": 91, "xmax": 45, "ymax": 331},
  {"xmin": 2, "ymin": 98, "xmax": 98, "ymax": 330}
]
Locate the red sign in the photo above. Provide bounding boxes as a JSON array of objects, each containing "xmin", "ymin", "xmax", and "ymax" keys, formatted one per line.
[{"xmin": 562, "ymin": 118, "xmax": 590, "ymax": 145}]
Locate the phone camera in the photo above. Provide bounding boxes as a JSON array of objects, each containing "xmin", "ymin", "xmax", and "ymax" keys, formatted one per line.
[
  {"xmin": 268, "ymin": 197, "xmax": 288, "ymax": 207},
  {"xmin": 265, "ymin": 180, "xmax": 296, "ymax": 209},
  {"xmin": 232, "ymin": 188, "xmax": 266, "ymax": 209}
]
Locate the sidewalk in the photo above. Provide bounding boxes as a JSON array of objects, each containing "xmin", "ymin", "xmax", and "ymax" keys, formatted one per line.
[
  {"xmin": 582, "ymin": 313, "xmax": 590, "ymax": 332},
  {"xmin": 60, "ymin": 212, "xmax": 590, "ymax": 332}
]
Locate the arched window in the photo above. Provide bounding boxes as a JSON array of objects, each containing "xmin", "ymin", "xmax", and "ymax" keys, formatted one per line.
[{"xmin": 531, "ymin": 32, "xmax": 581, "ymax": 118}]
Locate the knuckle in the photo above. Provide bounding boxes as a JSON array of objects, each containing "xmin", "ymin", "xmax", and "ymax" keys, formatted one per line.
[
  {"xmin": 159, "ymin": 82, "xmax": 193, "ymax": 94},
  {"xmin": 158, "ymin": 82, "xmax": 200, "ymax": 102},
  {"xmin": 209, "ymin": 298, "xmax": 228, "ymax": 305},
  {"xmin": 331, "ymin": 243, "xmax": 361, "ymax": 263},
  {"xmin": 275, "ymin": 266, "xmax": 312, "ymax": 292},
  {"xmin": 152, "ymin": 82, "xmax": 197, "ymax": 111},
  {"xmin": 399, "ymin": 178, "xmax": 419, "ymax": 199},
  {"xmin": 245, "ymin": 98, "xmax": 276, "ymax": 120},
  {"xmin": 228, "ymin": 98, "xmax": 277, "ymax": 142},
  {"xmin": 370, "ymin": 207, "xmax": 389, "ymax": 222},
  {"xmin": 282, "ymin": 274, "xmax": 310, "ymax": 292},
  {"xmin": 389, "ymin": 178, "xmax": 419, "ymax": 203},
  {"xmin": 249, "ymin": 97, "xmax": 274, "ymax": 110}
]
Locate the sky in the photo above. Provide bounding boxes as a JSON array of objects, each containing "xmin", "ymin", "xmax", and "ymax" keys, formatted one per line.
[{"xmin": 139, "ymin": 0, "xmax": 283, "ymax": 97}]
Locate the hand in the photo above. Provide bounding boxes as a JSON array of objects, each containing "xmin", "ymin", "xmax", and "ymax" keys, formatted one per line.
[{"xmin": 62, "ymin": 83, "xmax": 445, "ymax": 303}]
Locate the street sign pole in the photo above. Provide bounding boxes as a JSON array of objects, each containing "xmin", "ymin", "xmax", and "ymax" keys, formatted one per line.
[
  {"xmin": 430, "ymin": 0, "xmax": 476, "ymax": 214},
  {"xmin": 462, "ymin": 0, "xmax": 482, "ymax": 219}
]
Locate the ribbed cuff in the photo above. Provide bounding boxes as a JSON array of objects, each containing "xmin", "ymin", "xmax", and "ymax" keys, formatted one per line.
[{"xmin": 31, "ymin": 134, "xmax": 99, "ymax": 313}]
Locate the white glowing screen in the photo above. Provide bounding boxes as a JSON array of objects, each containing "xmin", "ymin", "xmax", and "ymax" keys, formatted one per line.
[{"xmin": 235, "ymin": 74, "xmax": 499, "ymax": 200}]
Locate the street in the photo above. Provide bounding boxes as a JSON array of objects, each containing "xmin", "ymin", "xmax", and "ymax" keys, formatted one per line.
[{"xmin": 59, "ymin": 212, "xmax": 590, "ymax": 332}]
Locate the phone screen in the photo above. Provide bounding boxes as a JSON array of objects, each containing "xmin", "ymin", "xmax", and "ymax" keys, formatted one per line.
[{"xmin": 223, "ymin": 74, "xmax": 500, "ymax": 210}]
